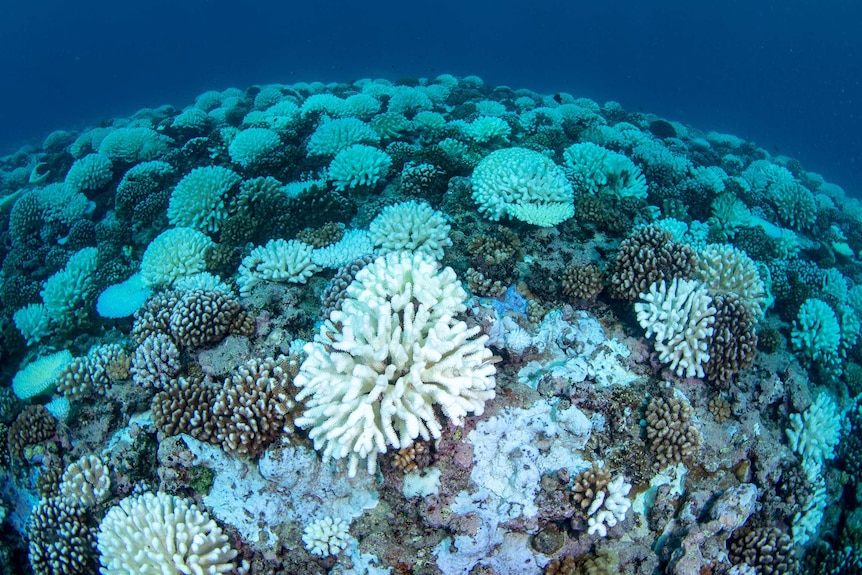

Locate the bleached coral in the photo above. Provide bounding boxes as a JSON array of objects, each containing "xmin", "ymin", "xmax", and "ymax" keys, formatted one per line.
[
  {"xmin": 97, "ymin": 491, "xmax": 236, "ymax": 575},
  {"xmin": 471, "ymin": 147, "xmax": 574, "ymax": 226},
  {"xmin": 302, "ymin": 516, "xmax": 351, "ymax": 557},
  {"xmin": 791, "ymin": 298, "xmax": 841, "ymax": 364},
  {"xmin": 295, "ymin": 252, "xmax": 496, "ymax": 476},
  {"xmin": 696, "ymin": 244, "xmax": 767, "ymax": 318},
  {"xmin": 40, "ymin": 247, "xmax": 99, "ymax": 330},
  {"xmin": 228, "ymin": 127, "xmax": 281, "ymax": 166},
  {"xmin": 586, "ymin": 475, "xmax": 632, "ymax": 537},
  {"xmin": 786, "ymin": 392, "xmax": 842, "ymax": 480},
  {"xmin": 368, "ymin": 200, "xmax": 452, "ymax": 259},
  {"xmin": 311, "ymin": 229, "xmax": 375, "ymax": 269},
  {"xmin": 791, "ymin": 475, "xmax": 827, "ymax": 546},
  {"xmin": 141, "ymin": 227, "xmax": 215, "ymax": 287},
  {"xmin": 237, "ymin": 239, "xmax": 320, "ymax": 296},
  {"xmin": 327, "ymin": 144, "xmax": 392, "ymax": 192},
  {"xmin": 634, "ymin": 278, "xmax": 716, "ymax": 378},
  {"xmin": 307, "ymin": 117, "xmax": 379, "ymax": 156},
  {"xmin": 13, "ymin": 303, "xmax": 52, "ymax": 345},
  {"xmin": 467, "ymin": 116, "xmax": 511, "ymax": 143},
  {"xmin": 59, "ymin": 455, "xmax": 111, "ymax": 508},
  {"xmin": 167, "ymin": 166, "xmax": 241, "ymax": 233},
  {"xmin": 65, "ymin": 153, "xmax": 113, "ymax": 192},
  {"xmin": 563, "ymin": 142, "xmax": 648, "ymax": 199}
]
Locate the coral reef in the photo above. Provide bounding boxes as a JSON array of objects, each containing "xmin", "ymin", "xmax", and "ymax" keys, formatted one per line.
[{"xmin": 0, "ymin": 73, "xmax": 859, "ymax": 575}]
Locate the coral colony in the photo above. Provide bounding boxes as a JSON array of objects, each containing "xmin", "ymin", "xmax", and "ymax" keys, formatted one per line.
[{"xmin": 1, "ymin": 73, "xmax": 861, "ymax": 574}]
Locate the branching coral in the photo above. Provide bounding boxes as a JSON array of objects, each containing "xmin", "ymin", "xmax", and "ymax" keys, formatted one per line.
[
  {"xmin": 562, "ymin": 263, "xmax": 604, "ymax": 299},
  {"xmin": 608, "ymin": 224, "xmax": 697, "ymax": 301},
  {"xmin": 237, "ymin": 239, "xmax": 320, "ymax": 295},
  {"xmin": 644, "ymin": 394, "xmax": 702, "ymax": 469},
  {"xmin": 792, "ymin": 298, "xmax": 842, "ymax": 366},
  {"xmin": 212, "ymin": 355, "xmax": 297, "ymax": 457},
  {"xmin": 58, "ymin": 455, "xmax": 111, "ymax": 508},
  {"xmin": 295, "ymin": 252, "xmax": 497, "ymax": 476},
  {"xmin": 130, "ymin": 332, "xmax": 181, "ymax": 389},
  {"xmin": 97, "ymin": 491, "xmax": 236, "ymax": 574},
  {"xmin": 169, "ymin": 288, "xmax": 254, "ymax": 349},
  {"xmin": 635, "ymin": 278, "xmax": 716, "ymax": 379},
  {"xmin": 471, "ymin": 147, "xmax": 574, "ymax": 226},
  {"xmin": 152, "ymin": 377, "xmax": 219, "ymax": 442},
  {"xmin": 167, "ymin": 166, "xmax": 241, "ymax": 233},
  {"xmin": 368, "ymin": 200, "xmax": 452, "ymax": 259},
  {"xmin": 27, "ymin": 496, "xmax": 97, "ymax": 575},
  {"xmin": 8, "ymin": 405, "xmax": 57, "ymax": 462},
  {"xmin": 728, "ymin": 527, "xmax": 797, "ymax": 574},
  {"xmin": 57, "ymin": 344, "xmax": 130, "ymax": 402},
  {"xmin": 703, "ymin": 293, "xmax": 758, "ymax": 385}
]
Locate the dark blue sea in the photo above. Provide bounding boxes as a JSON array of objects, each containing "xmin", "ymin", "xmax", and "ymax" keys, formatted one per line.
[{"xmin": 1, "ymin": 0, "xmax": 860, "ymax": 193}]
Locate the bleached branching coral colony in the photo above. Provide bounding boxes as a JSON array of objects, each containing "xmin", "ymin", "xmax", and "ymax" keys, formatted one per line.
[{"xmin": 1, "ymin": 72, "xmax": 860, "ymax": 574}]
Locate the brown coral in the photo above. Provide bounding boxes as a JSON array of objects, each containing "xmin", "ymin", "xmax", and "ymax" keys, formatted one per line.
[
  {"xmin": 8, "ymin": 405, "xmax": 56, "ymax": 462},
  {"xmin": 571, "ymin": 464, "xmax": 612, "ymax": 516},
  {"xmin": 393, "ymin": 441, "xmax": 432, "ymax": 473},
  {"xmin": 320, "ymin": 255, "xmax": 375, "ymax": 320},
  {"xmin": 297, "ymin": 221, "xmax": 345, "ymax": 248},
  {"xmin": 468, "ymin": 227, "xmax": 520, "ymax": 266},
  {"xmin": 130, "ymin": 332, "xmax": 181, "ymax": 390},
  {"xmin": 728, "ymin": 527, "xmax": 798, "ymax": 574},
  {"xmin": 130, "ymin": 291, "xmax": 180, "ymax": 344},
  {"xmin": 28, "ymin": 496, "xmax": 97, "ymax": 575},
  {"xmin": 708, "ymin": 395, "xmax": 732, "ymax": 423},
  {"xmin": 400, "ymin": 161, "xmax": 446, "ymax": 198},
  {"xmin": 608, "ymin": 224, "xmax": 697, "ymax": 300},
  {"xmin": 56, "ymin": 344, "xmax": 130, "ymax": 401},
  {"xmin": 644, "ymin": 395, "xmax": 701, "ymax": 469},
  {"xmin": 213, "ymin": 355, "xmax": 297, "ymax": 457},
  {"xmin": 169, "ymin": 289, "xmax": 250, "ymax": 349},
  {"xmin": 703, "ymin": 293, "xmax": 758, "ymax": 386},
  {"xmin": 466, "ymin": 267, "xmax": 507, "ymax": 298},
  {"xmin": 37, "ymin": 464, "xmax": 64, "ymax": 499},
  {"xmin": 151, "ymin": 377, "xmax": 219, "ymax": 442},
  {"xmin": 561, "ymin": 263, "xmax": 604, "ymax": 299},
  {"xmin": 544, "ymin": 555, "xmax": 575, "ymax": 575}
]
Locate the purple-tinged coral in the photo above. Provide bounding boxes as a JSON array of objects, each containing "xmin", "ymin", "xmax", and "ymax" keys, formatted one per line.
[{"xmin": 130, "ymin": 332, "xmax": 181, "ymax": 390}]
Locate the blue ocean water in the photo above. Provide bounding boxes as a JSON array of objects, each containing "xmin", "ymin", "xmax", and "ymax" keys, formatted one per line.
[{"xmin": 1, "ymin": 0, "xmax": 860, "ymax": 192}]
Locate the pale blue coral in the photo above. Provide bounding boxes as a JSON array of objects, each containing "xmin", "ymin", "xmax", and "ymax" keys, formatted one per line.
[
  {"xmin": 228, "ymin": 127, "xmax": 281, "ymax": 166},
  {"xmin": 307, "ymin": 118, "xmax": 379, "ymax": 156},
  {"xmin": 327, "ymin": 144, "xmax": 391, "ymax": 192},
  {"xmin": 167, "ymin": 166, "xmax": 241, "ymax": 233}
]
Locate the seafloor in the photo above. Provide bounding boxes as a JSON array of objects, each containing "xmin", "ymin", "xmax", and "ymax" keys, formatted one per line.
[{"xmin": 0, "ymin": 74, "xmax": 859, "ymax": 575}]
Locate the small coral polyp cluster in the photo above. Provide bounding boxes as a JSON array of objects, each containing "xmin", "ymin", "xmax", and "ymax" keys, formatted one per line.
[{"xmin": 1, "ymin": 73, "xmax": 862, "ymax": 574}]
